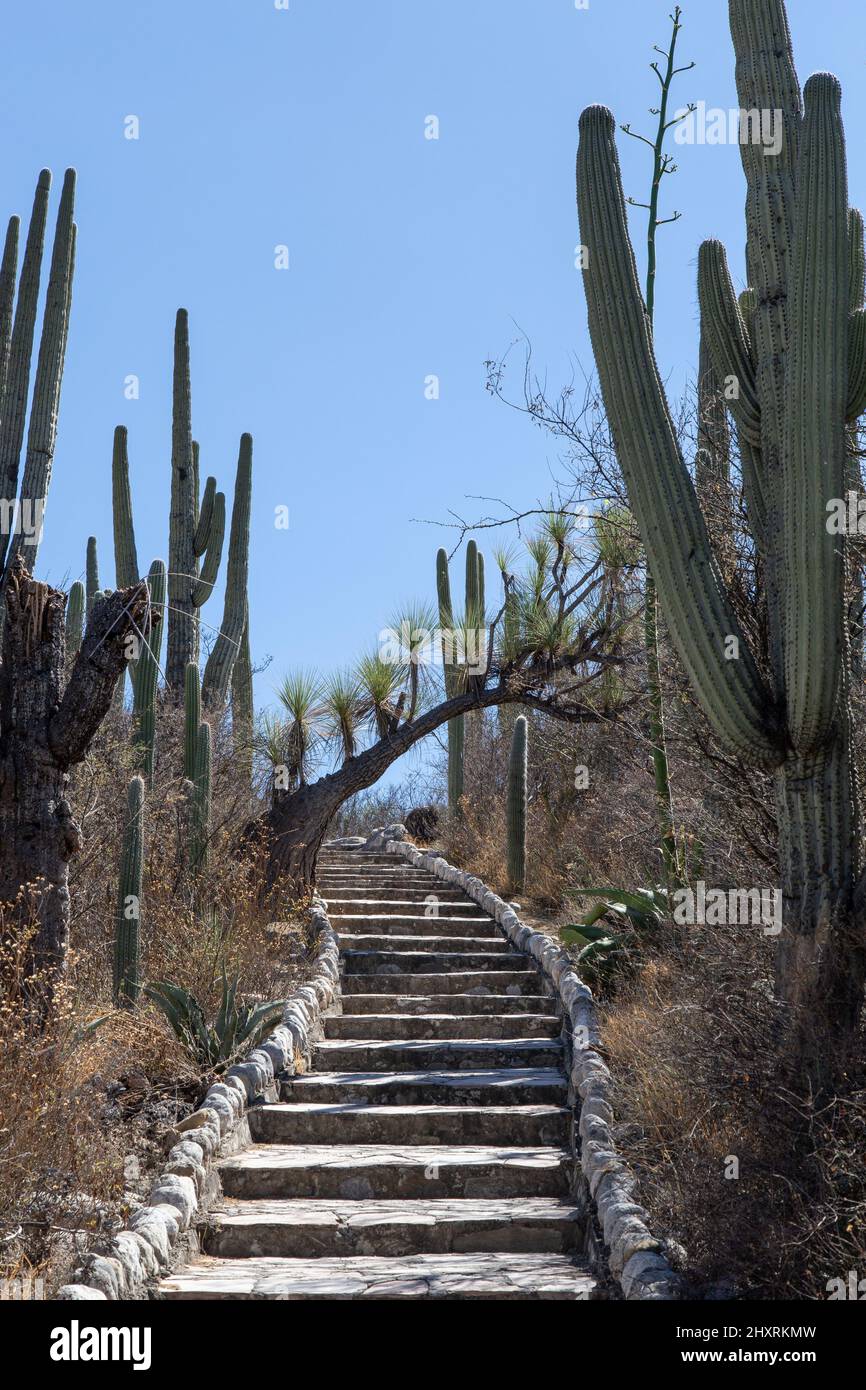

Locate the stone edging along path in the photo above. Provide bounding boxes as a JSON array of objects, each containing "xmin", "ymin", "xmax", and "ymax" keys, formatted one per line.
[
  {"xmin": 383, "ymin": 835, "xmax": 682, "ymax": 1301},
  {"xmin": 56, "ymin": 903, "xmax": 340, "ymax": 1302}
]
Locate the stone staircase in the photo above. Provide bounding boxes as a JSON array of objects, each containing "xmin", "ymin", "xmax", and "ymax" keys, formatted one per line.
[{"xmin": 160, "ymin": 849, "xmax": 598, "ymax": 1299}]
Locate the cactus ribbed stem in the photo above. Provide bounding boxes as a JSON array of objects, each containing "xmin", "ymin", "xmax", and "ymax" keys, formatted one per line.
[
  {"xmin": 132, "ymin": 560, "xmax": 166, "ymax": 786},
  {"xmin": 184, "ymin": 661, "xmax": 201, "ymax": 782},
  {"xmin": 506, "ymin": 715, "xmax": 527, "ymax": 894},
  {"xmin": 190, "ymin": 719, "xmax": 212, "ymax": 872},
  {"xmin": 0, "ymin": 171, "xmax": 50, "ymax": 576},
  {"xmin": 167, "ymin": 308, "xmax": 196, "ymax": 694},
  {"xmin": 65, "ymin": 580, "xmax": 84, "ymax": 660},
  {"xmin": 113, "ymin": 775, "xmax": 145, "ymax": 1003},
  {"xmin": 231, "ymin": 617, "xmax": 254, "ymax": 789},
  {"xmin": 85, "ymin": 535, "xmax": 99, "ymax": 618},
  {"xmin": 112, "ymin": 425, "xmax": 139, "ymax": 588},
  {"xmin": 783, "ymin": 74, "xmax": 849, "ymax": 749},
  {"xmin": 576, "ymin": 104, "xmax": 778, "ymax": 763},
  {"xmin": 0, "ymin": 217, "xmax": 19, "ymax": 404},
  {"xmin": 436, "ymin": 546, "xmax": 465, "ymax": 816},
  {"xmin": 202, "ymin": 433, "xmax": 253, "ymax": 709},
  {"xmin": 5, "ymin": 169, "xmax": 76, "ymax": 575}
]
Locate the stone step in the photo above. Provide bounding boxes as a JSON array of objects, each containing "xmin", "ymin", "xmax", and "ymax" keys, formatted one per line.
[
  {"xmin": 317, "ymin": 872, "xmax": 449, "ymax": 883},
  {"xmin": 336, "ymin": 934, "xmax": 513, "ymax": 955},
  {"xmin": 341, "ymin": 970, "xmax": 543, "ymax": 995},
  {"xmin": 318, "ymin": 855, "xmax": 402, "ymax": 866},
  {"xmin": 332, "ymin": 917, "xmax": 503, "ymax": 939},
  {"xmin": 342, "ymin": 951, "xmax": 535, "ymax": 975},
  {"xmin": 218, "ymin": 1143, "xmax": 571, "ymax": 1200},
  {"xmin": 314, "ymin": 1038, "xmax": 564, "ymax": 1072},
  {"xmin": 250, "ymin": 1102, "xmax": 571, "ymax": 1147},
  {"xmin": 324, "ymin": 895, "xmax": 482, "ymax": 912},
  {"xmin": 324, "ymin": 1012, "xmax": 561, "ymax": 1040},
  {"xmin": 341, "ymin": 992, "xmax": 557, "ymax": 1015},
  {"xmin": 204, "ymin": 1196, "xmax": 581, "ymax": 1258},
  {"xmin": 160, "ymin": 1251, "xmax": 598, "ymax": 1300},
  {"xmin": 332, "ymin": 913, "xmax": 495, "ymax": 931},
  {"xmin": 283, "ymin": 1068, "xmax": 568, "ymax": 1106}
]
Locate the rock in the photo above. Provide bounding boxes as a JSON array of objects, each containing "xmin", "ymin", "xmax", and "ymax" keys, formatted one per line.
[
  {"xmin": 55, "ymin": 1285, "xmax": 108, "ymax": 1300},
  {"xmin": 148, "ymin": 1175, "xmax": 197, "ymax": 1230}
]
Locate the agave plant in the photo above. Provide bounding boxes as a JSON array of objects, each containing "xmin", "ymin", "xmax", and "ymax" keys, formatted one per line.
[
  {"xmin": 563, "ymin": 886, "xmax": 670, "ymax": 983},
  {"xmin": 144, "ymin": 973, "xmax": 285, "ymax": 1071}
]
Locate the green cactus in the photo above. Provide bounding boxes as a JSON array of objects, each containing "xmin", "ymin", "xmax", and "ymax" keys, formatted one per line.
[
  {"xmin": 231, "ymin": 618, "xmax": 254, "ymax": 790},
  {"xmin": 0, "ymin": 169, "xmax": 76, "ymax": 584},
  {"xmin": 184, "ymin": 660, "xmax": 201, "ymax": 781},
  {"xmin": 112, "ymin": 425, "xmax": 139, "ymax": 588},
  {"xmin": 190, "ymin": 718, "xmax": 212, "ymax": 873},
  {"xmin": 575, "ymin": 0, "xmax": 866, "ymax": 1071},
  {"xmin": 166, "ymin": 310, "xmax": 225, "ymax": 695},
  {"xmin": 506, "ymin": 715, "xmax": 528, "ymax": 894},
  {"xmin": 131, "ymin": 559, "xmax": 166, "ymax": 786},
  {"xmin": 85, "ymin": 535, "xmax": 99, "ymax": 618},
  {"xmin": 113, "ymin": 774, "xmax": 145, "ymax": 1004},
  {"xmin": 202, "ymin": 433, "xmax": 253, "ymax": 709},
  {"xmin": 65, "ymin": 580, "xmax": 84, "ymax": 660},
  {"xmin": 0, "ymin": 216, "xmax": 19, "ymax": 402}
]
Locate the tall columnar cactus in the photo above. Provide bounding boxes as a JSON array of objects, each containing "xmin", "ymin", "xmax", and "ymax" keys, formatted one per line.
[
  {"xmin": 184, "ymin": 660, "xmax": 201, "ymax": 781},
  {"xmin": 202, "ymin": 433, "xmax": 253, "ymax": 709},
  {"xmin": 112, "ymin": 425, "xmax": 139, "ymax": 588},
  {"xmin": 506, "ymin": 715, "xmax": 528, "ymax": 894},
  {"xmin": 0, "ymin": 169, "xmax": 76, "ymax": 585},
  {"xmin": 65, "ymin": 580, "xmax": 84, "ymax": 660},
  {"xmin": 183, "ymin": 660, "xmax": 211, "ymax": 870},
  {"xmin": 190, "ymin": 718, "xmax": 212, "ymax": 872},
  {"xmin": 85, "ymin": 535, "xmax": 99, "ymax": 618},
  {"xmin": 166, "ymin": 309, "xmax": 225, "ymax": 695},
  {"xmin": 131, "ymin": 560, "xmax": 167, "ymax": 786},
  {"xmin": 576, "ymin": 0, "xmax": 866, "ymax": 1075},
  {"xmin": 231, "ymin": 618, "xmax": 254, "ymax": 789},
  {"xmin": 113, "ymin": 774, "xmax": 145, "ymax": 1004}
]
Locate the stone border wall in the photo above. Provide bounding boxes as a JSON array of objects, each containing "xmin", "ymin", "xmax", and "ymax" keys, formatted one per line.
[
  {"xmin": 385, "ymin": 836, "xmax": 682, "ymax": 1301},
  {"xmin": 56, "ymin": 902, "xmax": 340, "ymax": 1302}
]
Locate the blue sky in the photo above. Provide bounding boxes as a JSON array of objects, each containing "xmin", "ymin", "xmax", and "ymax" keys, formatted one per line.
[{"xmin": 5, "ymin": 0, "xmax": 864, "ymax": 752}]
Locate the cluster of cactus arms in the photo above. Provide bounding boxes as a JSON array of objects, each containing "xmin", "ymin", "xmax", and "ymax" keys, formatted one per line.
[
  {"xmin": 576, "ymin": 0, "xmax": 866, "ymax": 1070},
  {"xmin": 202, "ymin": 433, "xmax": 252, "ymax": 709},
  {"xmin": 0, "ymin": 169, "xmax": 76, "ymax": 589},
  {"xmin": 506, "ymin": 714, "xmax": 528, "ymax": 893},
  {"xmin": 131, "ymin": 560, "xmax": 166, "ymax": 785},
  {"xmin": 436, "ymin": 540, "xmax": 486, "ymax": 815},
  {"xmin": 113, "ymin": 775, "xmax": 145, "ymax": 1004},
  {"xmin": 184, "ymin": 662, "xmax": 212, "ymax": 871},
  {"xmin": 165, "ymin": 309, "xmax": 225, "ymax": 695}
]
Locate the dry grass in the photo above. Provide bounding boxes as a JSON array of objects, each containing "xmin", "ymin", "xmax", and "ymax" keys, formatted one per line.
[{"xmin": 0, "ymin": 699, "xmax": 312, "ymax": 1295}]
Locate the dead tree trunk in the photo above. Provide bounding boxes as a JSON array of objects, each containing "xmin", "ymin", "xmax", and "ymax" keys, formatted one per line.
[{"xmin": 0, "ymin": 559, "xmax": 149, "ymax": 997}]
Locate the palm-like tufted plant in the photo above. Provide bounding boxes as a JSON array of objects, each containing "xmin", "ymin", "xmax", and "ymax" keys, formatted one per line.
[{"xmin": 576, "ymin": 0, "xmax": 866, "ymax": 1078}]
